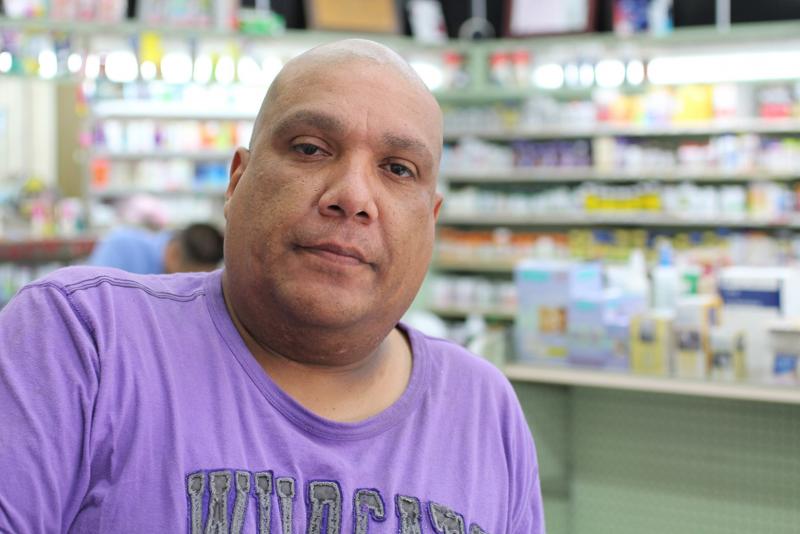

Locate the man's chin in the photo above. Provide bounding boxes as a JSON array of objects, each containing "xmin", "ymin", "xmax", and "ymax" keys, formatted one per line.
[{"xmin": 282, "ymin": 289, "xmax": 371, "ymax": 329}]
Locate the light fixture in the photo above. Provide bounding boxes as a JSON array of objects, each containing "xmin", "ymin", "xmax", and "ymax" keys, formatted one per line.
[
  {"xmin": 0, "ymin": 51, "xmax": 12, "ymax": 73},
  {"xmin": 214, "ymin": 55, "xmax": 235, "ymax": 84},
  {"xmin": 579, "ymin": 63, "xmax": 595, "ymax": 87},
  {"xmin": 84, "ymin": 54, "xmax": 101, "ymax": 80},
  {"xmin": 595, "ymin": 59, "xmax": 626, "ymax": 88},
  {"xmin": 161, "ymin": 52, "xmax": 193, "ymax": 84},
  {"xmin": 532, "ymin": 63, "xmax": 564, "ymax": 90},
  {"xmin": 67, "ymin": 53, "xmax": 83, "ymax": 74},
  {"xmin": 237, "ymin": 55, "xmax": 262, "ymax": 85},
  {"xmin": 409, "ymin": 60, "xmax": 444, "ymax": 91},
  {"xmin": 193, "ymin": 54, "xmax": 213, "ymax": 84},
  {"xmin": 648, "ymin": 50, "xmax": 800, "ymax": 85},
  {"xmin": 626, "ymin": 59, "xmax": 645, "ymax": 86},
  {"xmin": 564, "ymin": 63, "xmax": 580, "ymax": 86},
  {"xmin": 104, "ymin": 50, "xmax": 138, "ymax": 83},
  {"xmin": 140, "ymin": 60, "xmax": 157, "ymax": 81},
  {"xmin": 38, "ymin": 49, "xmax": 58, "ymax": 79},
  {"xmin": 261, "ymin": 56, "xmax": 283, "ymax": 85}
]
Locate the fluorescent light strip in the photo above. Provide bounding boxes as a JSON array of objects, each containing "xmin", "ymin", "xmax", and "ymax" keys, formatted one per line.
[
  {"xmin": 532, "ymin": 63, "xmax": 564, "ymax": 90},
  {"xmin": 648, "ymin": 50, "xmax": 800, "ymax": 85}
]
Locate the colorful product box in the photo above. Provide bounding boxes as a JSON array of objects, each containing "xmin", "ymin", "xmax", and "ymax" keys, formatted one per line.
[
  {"xmin": 672, "ymin": 295, "xmax": 721, "ymax": 380},
  {"xmin": 514, "ymin": 261, "xmax": 602, "ymax": 364},
  {"xmin": 630, "ymin": 310, "xmax": 674, "ymax": 376},
  {"xmin": 709, "ymin": 327, "xmax": 747, "ymax": 382},
  {"xmin": 567, "ymin": 289, "xmax": 622, "ymax": 368}
]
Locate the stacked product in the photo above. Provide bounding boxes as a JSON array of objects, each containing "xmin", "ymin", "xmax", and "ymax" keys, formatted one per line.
[{"xmin": 513, "ymin": 246, "xmax": 800, "ymax": 385}]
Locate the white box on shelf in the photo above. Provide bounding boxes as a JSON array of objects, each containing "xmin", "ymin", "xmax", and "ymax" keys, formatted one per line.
[
  {"xmin": 768, "ymin": 320, "xmax": 800, "ymax": 385},
  {"xmin": 718, "ymin": 266, "xmax": 800, "ymax": 381}
]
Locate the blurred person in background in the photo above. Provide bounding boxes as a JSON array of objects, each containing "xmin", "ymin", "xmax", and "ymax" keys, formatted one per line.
[{"xmin": 88, "ymin": 222, "xmax": 224, "ymax": 274}]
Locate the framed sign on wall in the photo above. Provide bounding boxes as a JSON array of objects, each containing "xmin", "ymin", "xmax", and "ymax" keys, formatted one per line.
[
  {"xmin": 505, "ymin": 0, "xmax": 597, "ymax": 36},
  {"xmin": 305, "ymin": 0, "xmax": 401, "ymax": 33}
]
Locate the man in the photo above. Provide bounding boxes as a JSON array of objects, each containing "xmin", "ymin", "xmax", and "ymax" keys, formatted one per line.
[
  {"xmin": 87, "ymin": 222, "xmax": 225, "ymax": 274},
  {"xmin": 0, "ymin": 40, "xmax": 544, "ymax": 533}
]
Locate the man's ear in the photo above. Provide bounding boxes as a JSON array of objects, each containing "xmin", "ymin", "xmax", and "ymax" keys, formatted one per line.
[
  {"xmin": 163, "ymin": 239, "xmax": 182, "ymax": 274},
  {"xmin": 432, "ymin": 192, "xmax": 444, "ymax": 221},
  {"xmin": 225, "ymin": 147, "xmax": 250, "ymax": 221}
]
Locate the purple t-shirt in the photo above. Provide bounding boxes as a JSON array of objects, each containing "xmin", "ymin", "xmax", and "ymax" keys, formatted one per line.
[{"xmin": 0, "ymin": 267, "xmax": 544, "ymax": 533}]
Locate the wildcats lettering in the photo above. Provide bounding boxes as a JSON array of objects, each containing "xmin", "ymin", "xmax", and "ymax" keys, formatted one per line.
[{"xmin": 186, "ymin": 470, "xmax": 489, "ymax": 534}]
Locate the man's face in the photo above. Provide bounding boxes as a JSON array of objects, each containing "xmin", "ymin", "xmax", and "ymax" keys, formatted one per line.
[{"xmin": 224, "ymin": 60, "xmax": 443, "ymax": 332}]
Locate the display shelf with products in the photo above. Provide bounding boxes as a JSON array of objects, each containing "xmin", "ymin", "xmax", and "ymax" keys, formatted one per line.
[
  {"xmin": 0, "ymin": 235, "xmax": 96, "ymax": 263},
  {"xmin": 91, "ymin": 187, "xmax": 227, "ymax": 199},
  {"xmin": 444, "ymin": 167, "xmax": 800, "ymax": 184},
  {"xmin": 439, "ymin": 213, "xmax": 800, "ymax": 229},
  {"xmin": 0, "ymin": 236, "xmax": 97, "ymax": 308},
  {"xmin": 90, "ymin": 149, "xmax": 233, "ymax": 161},
  {"xmin": 431, "ymin": 29, "xmax": 800, "ymax": 384},
  {"xmin": 429, "ymin": 305, "xmax": 516, "ymax": 322},
  {"xmin": 504, "ymin": 363, "xmax": 800, "ymax": 405},
  {"xmin": 443, "ymin": 118, "xmax": 800, "ymax": 141}
]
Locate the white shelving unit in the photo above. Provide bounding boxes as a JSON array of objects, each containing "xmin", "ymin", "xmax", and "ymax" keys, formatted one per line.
[
  {"xmin": 444, "ymin": 118, "xmax": 800, "ymax": 141},
  {"xmin": 439, "ymin": 212, "xmax": 800, "ymax": 228},
  {"xmin": 91, "ymin": 187, "xmax": 227, "ymax": 199},
  {"xmin": 504, "ymin": 364, "xmax": 800, "ymax": 405},
  {"xmin": 90, "ymin": 149, "xmax": 233, "ymax": 161},
  {"xmin": 91, "ymin": 100, "xmax": 258, "ymax": 121},
  {"xmin": 433, "ymin": 260, "xmax": 519, "ymax": 273},
  {"xmin": 444, "ymin": 168, "xmax": 800, "ymax": 184},
  {"xmin": 428, "ymin": 305, "xmax": 516, "ymax": 320}
]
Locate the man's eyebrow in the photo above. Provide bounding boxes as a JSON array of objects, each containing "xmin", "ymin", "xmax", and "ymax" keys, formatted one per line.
[
  {"xmin": 382, "ymin": 133, "xmax": 435, "ymax": 168},
  {"xmin": 270, "ymin": 110, "xmax": 347, "ymax": 139}
]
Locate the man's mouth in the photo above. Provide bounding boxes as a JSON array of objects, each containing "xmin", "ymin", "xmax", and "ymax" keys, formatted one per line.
[{"xmin": 298, "ymin": 242, "xmax": 370, "ymax": 266}]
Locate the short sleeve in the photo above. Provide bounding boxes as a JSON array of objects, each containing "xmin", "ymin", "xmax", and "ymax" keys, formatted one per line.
[{"xmin": 0, "ymin": 282, "xmax": 99, "ymax": 532}]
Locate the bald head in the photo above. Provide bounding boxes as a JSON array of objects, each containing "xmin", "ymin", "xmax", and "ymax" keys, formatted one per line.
[{"xmin": 249, "ymin": 39, "xmax": 441, "ymax": 151}]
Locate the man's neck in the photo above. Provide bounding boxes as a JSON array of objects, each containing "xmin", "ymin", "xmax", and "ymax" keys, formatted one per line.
[{"xmin": 222, "ymin": 284, "xmax": 413, "ymax": 423}]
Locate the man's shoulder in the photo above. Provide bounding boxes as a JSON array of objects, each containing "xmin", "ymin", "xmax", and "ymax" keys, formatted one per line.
[
  {"xmin": 24, "ymin": 265, "xmax": 211, "ymax": 304},
  {"xmin": 406, "ymin": 324, "xmax": 511, "ymax": 391}
]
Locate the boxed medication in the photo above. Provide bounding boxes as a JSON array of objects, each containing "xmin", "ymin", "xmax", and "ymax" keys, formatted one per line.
[
  {"xmin": 567, "ymin": 288, "xmax": 622, "ymax": 367},
  {"xmin": 709, "ymin": 327, "xmax": 747, "ymax": 382},
  {"xmin": 514, "ymin": 260, "xmax": 601, "ymax": 364},
  {"xmin": 630, "ymin": 310, "xmax": 674, "ymax": 376},
  {"xmin": 718, "ymin": 267, "xmax": 800, "ymax": 381},
  {"xmin": 672, "ymin": 295, "xmax": 721, "ymax": 379},
  {"xmin": 768, "ymin": 321, "xmax": 800, "ymax": 385}
]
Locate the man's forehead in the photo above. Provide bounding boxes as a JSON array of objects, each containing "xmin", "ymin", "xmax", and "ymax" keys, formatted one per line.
[{"xmin": 251, "ymin": 47, "xmax": 442, "ymax": 157}]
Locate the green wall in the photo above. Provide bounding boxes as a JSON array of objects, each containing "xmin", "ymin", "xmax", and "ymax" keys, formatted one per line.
[{"xmin": 513, "ymin": 383, "xmax": 800, "ymax": 534}]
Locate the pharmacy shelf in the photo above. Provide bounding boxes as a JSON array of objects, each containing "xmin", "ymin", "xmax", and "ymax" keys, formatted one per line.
[
  {"xmin": 0, "ymin": 17, "xmax": 423, "ymax": 50},
  {"xmin": 428, "ymin": 305, "xmax": 516, "ymax": 321},
  {"xmin": 444, "ymin": 168, "xmax": 800, "ymax": 184},
  {"xmin": 90, "ymin": 149, "xmax": 233, "ymax": 161},
  {"xmin": 90, "ymin": 187, "xmax": 227, "ymax": 199},
  {"xmin": 503, "ymin": 364, "xmax": 800, "ymax": 405},
  {"xmin": 91, "ymin": 101, "xmax": 258, "ymax": 121},
  {"xmin": 439, "ymin": 212, "xmax": 800, "ymax": 228},
  {"xmin": 0, "ymin": 236, "xmax": 97, "ymax": 263},
  {"xmin": 444, "ymin": 118, "xmax": 800, "ymax": 141},
  {"xmin": 433, "ymin": 259, "xmax": 519, "ymax": 273}
]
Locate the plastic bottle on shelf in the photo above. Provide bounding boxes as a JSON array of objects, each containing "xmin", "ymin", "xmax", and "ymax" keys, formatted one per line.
[
  {"xmin": 652, "ymin": 241, "xmax": 680, "ymax": 311},
  {"xmin": 626, "ymin": 248, "xmax": 651, "ymax": 315}
]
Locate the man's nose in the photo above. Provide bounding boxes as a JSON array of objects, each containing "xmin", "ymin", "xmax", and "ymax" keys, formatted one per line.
[{"xmin": 317, "ymin": 155, "xmax": 379, "ymax": 223}]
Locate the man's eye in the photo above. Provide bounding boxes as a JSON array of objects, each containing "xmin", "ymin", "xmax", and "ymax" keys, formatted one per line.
[
  {"xmin": 388, "ymin": 162, "xmax": 414, "ymax": 178},
  {"xmin": 293, "ymin": 143, "xmax": 321, "ymax": 156}
]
